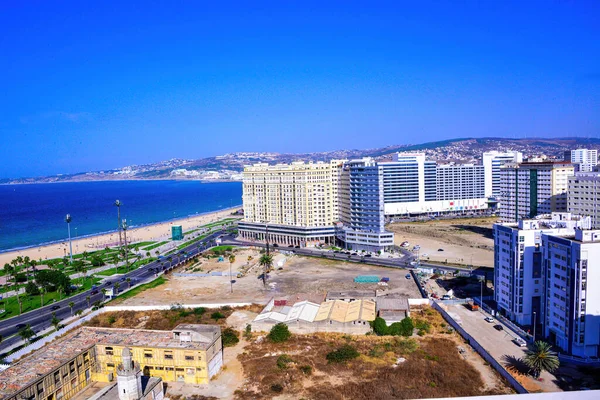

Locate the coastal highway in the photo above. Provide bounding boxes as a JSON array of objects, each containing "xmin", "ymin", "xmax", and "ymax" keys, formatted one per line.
[{"xmin": 0, "ymin": 229, "xmax": 226, "ymax": 353}]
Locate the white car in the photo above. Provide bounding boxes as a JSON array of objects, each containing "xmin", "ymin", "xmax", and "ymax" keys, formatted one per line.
[
  {"xmin": 484, "ymin": 317, "xmax": 495, "ymax": 323},
  {"xmin": 512, "ymin": 338, "xmax": 527, "ymax": 347}
]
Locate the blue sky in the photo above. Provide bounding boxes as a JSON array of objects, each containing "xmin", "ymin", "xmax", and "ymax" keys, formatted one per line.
[{"xmin": 0, "ymin": 1, "xmax": 598, "ymax": 179}]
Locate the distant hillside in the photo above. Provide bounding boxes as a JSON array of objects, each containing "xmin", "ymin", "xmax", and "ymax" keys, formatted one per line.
[{"xmin": 4, "ymin": 137, "xmax": 600, "ymax": 184}]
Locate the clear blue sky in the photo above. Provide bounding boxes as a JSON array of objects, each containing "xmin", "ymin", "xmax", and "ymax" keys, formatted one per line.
[{"xmin": 0, "ymin": 1, "xmax": 598, "ymax": 179}]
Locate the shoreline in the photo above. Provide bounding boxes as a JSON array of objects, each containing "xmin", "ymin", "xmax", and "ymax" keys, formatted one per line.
[
  {"xmin": 0, "ymin": 178, "xmax": 243, "ymax": 186},
  {"xmin": 0, "ymin": 205, "xmax": 242, "ymax": 266}
]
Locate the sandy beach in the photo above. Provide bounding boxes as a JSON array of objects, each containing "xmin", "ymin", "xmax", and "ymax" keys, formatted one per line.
[{"xmin": 0, "ymin": 207, "xmax": 241, "ymax": 266}]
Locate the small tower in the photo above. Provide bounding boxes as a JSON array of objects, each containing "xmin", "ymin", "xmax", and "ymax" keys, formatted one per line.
[{"xmin": 116, "ymin": 347, "xmax": 143, "ymax": 400}]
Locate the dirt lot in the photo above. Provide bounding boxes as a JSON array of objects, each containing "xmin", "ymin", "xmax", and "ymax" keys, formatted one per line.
[
  {"xmin": 387, "ymin": 217, "xmax": 495, "ymax": 267},
  {"xmin": 121, "ymin": 248, "xmax": 422, "ymax": 306},
  {"xmin": 235, "ymin": 306, "xmax": 513, "ymax": 399}
]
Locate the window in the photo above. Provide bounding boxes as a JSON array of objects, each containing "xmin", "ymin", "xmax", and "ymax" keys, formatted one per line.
[
  {"xmin": 144, "ymin": 351, "xmax": 153, "ymax": 358},
  {"xmin": 185, "ymin": 355, "xmax": 194, "ymax": 361},
  {"xmin": 105, "ymin": 347, "xmax": 113, "ymax": 356},
  {"xmin": 164, "ymin": 352, "xmax": 173, "ymax": 360}
]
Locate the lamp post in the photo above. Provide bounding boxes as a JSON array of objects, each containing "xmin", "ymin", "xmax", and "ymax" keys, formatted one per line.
[
  {"xmin": 122, "ymin": 219, "xmax": 129, "ymax": 271},
  {"xmin": 114, "ymin": 200, "xmax": 122, "ymax": 249},
  {"xmin": 480, "ymin": 276, "xmax": 484, "ymax": 309},
  {"xmin": 533, "ymin": 312, "xmax": 537, "ymax": 341},
  {"xmin": 65, "ymin": 214, "xmax": 73, "ymax": 264}
]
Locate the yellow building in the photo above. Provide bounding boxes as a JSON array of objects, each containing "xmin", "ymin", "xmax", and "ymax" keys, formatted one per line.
[{"xmin": 0, "ymin": 324, "xmax": 222, "ymax": 400}]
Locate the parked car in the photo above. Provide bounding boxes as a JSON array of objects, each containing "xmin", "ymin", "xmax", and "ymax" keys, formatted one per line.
[
  {"xmin": 405, "ymin": 274, "xmax": 412, "ymax": 279},
  {"xmin": 438, "ymin": 248, "xmax": 444, "ymax": 252},
  {"xmin": 441, "ymin": 294, "xmax": 451, "ymax": 300},
  {"xmin": 272, "ymin": 243, "xmax": 279, "ymax": 247},
  {"xmin": 512, "ymin": 337, "xmax": 527, "ymax": 347},
  {"xmin": 365, "ymin": 254, "xmax": 372, "ymax": 257},
  {"xmin": 493, "ymin": 324, "xmax": 504, "ymax": 331},
  {"xmin": 484, "ymin": 317, "xmax": 495, "ymax": 323}
]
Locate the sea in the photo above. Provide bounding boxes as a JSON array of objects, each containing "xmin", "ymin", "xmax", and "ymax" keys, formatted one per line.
[{"xmin": 0, "ymin": 180, "xmax": 242, "ymax": 253}]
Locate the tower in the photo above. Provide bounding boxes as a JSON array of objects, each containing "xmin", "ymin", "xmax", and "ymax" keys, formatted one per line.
[{"xmin": 116, "ymin": 347, "xmax": 143, "ymax": 400}]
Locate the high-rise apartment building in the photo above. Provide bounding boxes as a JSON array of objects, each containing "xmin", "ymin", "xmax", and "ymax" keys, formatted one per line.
[
  {"xmin": 499, "ymin": 161, "xmax": 574, "ymax": 223},
  {"xmin": 436, "ymin": 164, "xmax": 485, "ymax": 201},
  {"xmin": 382, "ymin": 153, "xmax": 489, "ymax": 216},
  {"xmin": 568, "ymin": 172, "xmax": 600, "ymax": 229},
  {"xmin": 493, "ymin": 214, "xmax": 591, "ymax": 326},
  {"xmin": 239, "ymin": 158, "xmax": 393, "ymax": 250},
  {"xmin": 541, "ymin": 230, "xmax": 600, "ymax": 357},
  {"xmin": 239, "ymin": 160, "xmax": 344, "ymax": 247},
  {"xmin": 337, "ymin": 158, "xmax": 394, "ymax": 251},
  {"xmin": 564, "ymin": 149, "xmax": 598, "ymax": 172},
  {"xmin": 482, "ymin": 151, "xmax": 523, "ymax": 198}
]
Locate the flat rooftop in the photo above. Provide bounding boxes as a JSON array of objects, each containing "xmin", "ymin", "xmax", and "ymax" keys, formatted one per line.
[{"xmin": 0, "ymin": 325, "xmax": 219, "ymax": 399}]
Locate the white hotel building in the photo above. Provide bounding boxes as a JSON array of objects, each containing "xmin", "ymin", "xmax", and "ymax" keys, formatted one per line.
[
  {"xmin": 494, "ymin": 214, "xmax": 591, "ymax": 327},
  {"xmin": 568, "ymin": 172, "xmax": 600, "ymax": 229}
]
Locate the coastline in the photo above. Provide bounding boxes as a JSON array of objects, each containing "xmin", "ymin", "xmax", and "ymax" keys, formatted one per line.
[
  {"xmin": 0, "ymin": 205, "xmax": 242, "ymax": 266},
  {"xmin": 0, "ymin": 177, "xmax": 244, "ymax": 186}
]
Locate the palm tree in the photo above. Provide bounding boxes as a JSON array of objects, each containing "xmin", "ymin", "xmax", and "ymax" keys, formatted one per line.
[
  {"xmin": 112, "ymin": 254, "xmax": 119, "ymax": 275},
  {"xmin": 69, "ymin": 301, "xmax": 75, "ymax": 316},
  {"xmin": 51, "ymin": 312, "xmax": 61, "ymax": 331},
  {"xmin": 3, "ymin": 263, "xmax": 13, "ymax": 305},
  {"xmin": 228, "ymin": 254, "xmax": 236, "ymax": 293},
  {"xmin": 86, "ymin": 295, "xmax": 91, "ymax": 308},
  {"xmin": 155, "ymin": 250, "xmax": 160, "ymax": 257},
  {"xmin": 523, "ymin": 341, "xmax": 560, "ymax": 378},
  {"xmin": 19, "ymin": 324, "xmax": 35, "ymax": 343},
  {"xmin": 146, "ymin": 251, "xmax": 151, "ymax": 259},
  {"xmin": 126, "ymin": 277, "xmax": 132, "ymax": 289},
  {"xmin": 113, "ymin": 282, "xmax": 120, "ymax": 295},
  {"xmin": 101, "ymin": 288, "xmax": 107, "ymax": 299},
  {"xmin": 258, "ymin": 254, "xmax": 273, "ymax": 287}
]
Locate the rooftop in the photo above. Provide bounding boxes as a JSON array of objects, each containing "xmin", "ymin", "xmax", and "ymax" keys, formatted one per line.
[
  {"xmin": 0, "ymin": 325, "xmax": 220, "ymax": 398},
  {"xmin": 314, "ymin": 300, "xmax": 376, "ymax": 323},
  {"xmin": 376, "ymin": 297, "xmax": 409, "ymax": 312},
  {"xmin": 325, "ymin": 290, "xmax": 376, "ymax": 300}
]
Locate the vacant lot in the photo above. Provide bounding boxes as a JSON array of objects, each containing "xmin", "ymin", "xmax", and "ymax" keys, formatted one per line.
[
  {"xmin": 387, "ymin": 217, "xmax": 495, "ymax": 267},
  {"xmin": 120, "ymin": 248, "xmax": 422, "ymax": 306},
  {"xmin": 235, "ymin": 307, "xmax": 512, "ymax": 399}
]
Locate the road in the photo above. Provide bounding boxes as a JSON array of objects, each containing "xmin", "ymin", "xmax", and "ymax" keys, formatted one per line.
[{"xmin": 0, "ymin": 230, "xmax": 227, "ymax": 353}]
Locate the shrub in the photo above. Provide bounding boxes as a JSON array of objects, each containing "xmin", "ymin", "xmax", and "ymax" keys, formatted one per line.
[
  {"xmin": 193, "ymin": 307, "xmax": 206, "ymax": 316},
  {"xmin": 244, "ymin": 324, "xmax": 252, "ymax": 339},
  {"xmin": 276, "ymin": 354, "xmax": 293, "ymax": 369},
  {"xmin": 25, "ymin": 282, "xmax": 40, "ymax": 295},
  {"xmin": 107, "ymin": 315, "xmax": 116, "ymax": 325},
  {"xmin": 398, "ymin": 317, "xmax": 415, "ymax": 337},
  {"xmin": 268, "ymin": 323, "xmax": 291, "ymax": 343},
  {"xmin": 326, "ymin": 344, "xmax": 360, "ymax": 363},
  {"xmin": 178, "ymin": 309, "xmax": 191, "ymax": 318},
  {"xmin": 415, "ymin": 319, "xmax": 431, "ymax": 335},
  {"xmin": 300, "ymin": 365, "xmax": 312, "ymax": 375},
  {"xmin": 270, "ymin": 384, "xmax": 283, "ymax": 393},
  {"xmin": 222, "ymin": 328, "xmax": 240, "ymax": 347},
  {"xmin": 372, "ymin": 317, "xmax": 388, "ymax": 336},
  {"xmin": 211, "ymin": 312, "xmax": 225, "ymax": 321},
  {"xmin": 90, "ymin": 255, "xmax": 105, "ymax": 267}
]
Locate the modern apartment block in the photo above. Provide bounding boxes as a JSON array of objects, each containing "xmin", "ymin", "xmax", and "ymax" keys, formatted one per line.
[
  {"xmin": 541, "ymin": 230, "xmax": 600, "ymax": 357},
  {"xmin": 436, "ymin": 163, "xmax": 485, "ymax": 201},
  {"xmin": 482, "ymin": 151, "xmax": 523, "ymax": 198},
  {"xmin": 239, "ymin": 160, "xmax": 344, "ymax": 247},
  {"xmin": 239, "ymin": 158, "xmax": 393, "ymax": 251},
  {"xmin": 337, "ymin": 158, "xmax": 395, "ymax": 251},
  {"xmin": 499, "ymin": 161, "xmax": 574, "ymax": 223},
  {"xmin": 564, "ymin": 148, "xmax": 598, "ymax": 172},
  {"xmin": 382, "ymin": 153, "xmax": 489, "ymax": 216},
  {"xmin": 493, "ymin": 214, "xmax": 591, "ymax": 327},
  {"xmin": 568, "ymin": 172, "xmax": 600, "ymax": 229}
]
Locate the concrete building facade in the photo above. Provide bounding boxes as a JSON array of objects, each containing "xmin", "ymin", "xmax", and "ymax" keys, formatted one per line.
[
  {"xmin": 493, "ymin": 214, "xmax": 591, "ymax": 327},
  {"xmin": 482, "ymin": 151, "xmax": 523, "ymax": 198},
  {"xmin": 499, "ymin": 161, "xmax": 574, "ymax": 223},
  {"xmin": 541, "ymin": 230, "xmax": 600, "ymax": 357},
  {"xmin": 565, "ymin": 149, "xmax": 598, "ymax": 173},
  {"xmin": 568, "ymin": 172, "xmax": 600, "ymax": 229}
]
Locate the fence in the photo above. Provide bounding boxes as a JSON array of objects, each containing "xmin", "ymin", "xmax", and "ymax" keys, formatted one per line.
[
  {"xmin": 410, "ymin": 269, "xmax": 428, "ymax": 298},
  {"xmin": 431, "ymin": 300, "xmax": 528, "ymax": 394},
  {"xmin": 558, "ymin": 353, "xmax": 600, "ymax": 366}
]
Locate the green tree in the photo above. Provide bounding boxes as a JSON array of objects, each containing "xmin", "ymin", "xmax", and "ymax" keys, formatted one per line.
[
  {"xmin": 86, "ymin": 295, "xmax": 91, "ymax": 308},
  {"xmin": 268, "ymin": 323, "xmax": 291, "ymax": 343},
  {"xmin": 126, "ymin": 277, "xmax": 132, "ymax": 289},
  {"xmin": 524, "ymin": 341, "xmax": 560, "ymax": 378},
  {"xmin": 25, "ymin": 281, "xmax": 40, "ymax": 296},
  {"xmin": 228, "ymin": 254, "xmax": 235, "ymax": 293},
  {"xmin": 69, "ymin": 301, "xmax": 75, "ymax": 316},
  {"xmin": 113, "ymin": 282, "xmax": 120, "ymax": 295},
  {"xmin": 372, "ymin": 317, "xmax": 389, "ymax": 336},
  {"xmin": 19, "ymin": 324, "xmax": 35, "ymax": 343},
  {"xmin": 90, "ymin": 255, "xmax": 105, "ymax": 267}
]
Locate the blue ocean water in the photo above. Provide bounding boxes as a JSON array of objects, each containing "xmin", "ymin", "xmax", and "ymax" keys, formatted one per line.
[{"xmin": 0, "ymin": 180, "xmax": 242, "ymax": 252}]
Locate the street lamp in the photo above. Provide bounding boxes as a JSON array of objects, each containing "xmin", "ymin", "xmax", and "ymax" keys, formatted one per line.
[
  {"xmin": 122, "ymin": 219, "xmax": 129, "ymax": 271},
  {"xmin": 65, "ymin": 214, "xmax": 73, "ymax": 264},
  {"xmin": 533, "ymin": 312, "xmax": 537, "ymax": 342},
  {"xmin": 114, "ymin": 200, "xmax": 122, "ymax": 249}
]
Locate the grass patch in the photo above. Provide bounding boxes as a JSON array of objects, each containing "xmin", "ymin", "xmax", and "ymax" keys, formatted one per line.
[
  {"xmin": 108, "ymin": 276, "xmax": 166, "ymax": 303},
  {"xmin": 143, "ymin": 241, "xmax": 168, "ymax": 251}
]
